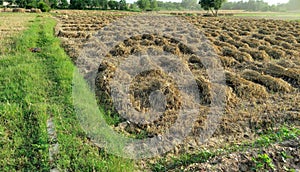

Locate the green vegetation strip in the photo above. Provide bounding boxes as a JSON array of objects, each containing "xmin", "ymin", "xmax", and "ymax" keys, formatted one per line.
[
  {"xmin": 0, "ymin": 15, "xmax": 134, "ymax": 171},
  {"xmin": 151, "ymin": 126, "xmax": 300, "ymax": 171}
]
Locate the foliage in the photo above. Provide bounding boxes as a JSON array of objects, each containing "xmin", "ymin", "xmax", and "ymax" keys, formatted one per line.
[
  {"xmin": 221, "ymin": 0, "xmax": 300, "ymax": 12},
  {"xmin": 222, "ymin": 0, "xmax": 285, "ymax": 12},
  {"xmin": 49, "ymin": 0, "xmax": 58, "ymax": 8},
  {"xmin": 129, "ymin": 3, "xmax": 141, "ymax": 12},
  {"xmin": 136, "ymin": 0, "xmax": 150, "ymax": 10},
  {"xmin": 100, "ymin": 0, "xmax": 108, "ymax": 9},
  {"xmin": 286, "ymin": 0, "xmax": 300, "ymax": 11},
  {"xmin": 58, "ymin": 0, "xmax": 69, "ymax": 9},
  {"xmin": 253, "ymin": 126, "xmax": 299, "ymax": 147},
  {"xmin": 155, "ymin": 0, "xmax": 202, "ymax": 10},
  {"xmin": 149, "ymin": 0, "xmax": 157, "ymax": 10},
  {"xmin": 15, "ymin": 0, "xmax": 28, "ymax": 8},
  {"xmin": 119, "ymin": 0, "xmax": 127, "ymax": 10},
  {"xmin": 70, "ymin": 0, "xmax": 84, "ymax": 9},
  {"xmin": 108, "ymin": 0, "xmax": 118, "ymax": 9},
  {"xmin": 156, "ymin": 1, "xmax": 182, "ymax": 10},
  {"xmin": 68, "ymin": 0, "xmax": 129, "ymax": 10},
  {"xmin": 25, "ymin": 2, "xmax": 37, "ymax": 9},
  {"xmin": 38, "ymin": 1, "xmax": 51, "ymax": 12},
  {"xmin": 181, "ymin": 0, "xmax": 198, "ymax": 10},
  {"xmin": 198, "ymin": 0, "xmax": 226, "ymax": 16},
  {"xmin": 150, "ymin": 126, "xmax": 300, "ymax": 171},
  {"xmin": 252, "ymin": 154, "xmax": 275, "ymax": 171}
]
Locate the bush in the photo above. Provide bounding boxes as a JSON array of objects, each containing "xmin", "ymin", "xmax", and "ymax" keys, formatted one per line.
[
  {"xmin": 26, "ymin": 3, "xmax": 37, "ymax": 9},
  {"xmin": 38, "ymin": 1, "xmax": 51, "ymax": 12}
]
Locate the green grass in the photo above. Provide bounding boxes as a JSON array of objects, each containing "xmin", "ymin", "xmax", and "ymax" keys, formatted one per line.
[
  {"xmin": 0, "ymin": 14, "xmax": 135, "ymax": 171},
  {"xmin": 252, "ymin": 153, "xmax": 275, "ymax": 171},
  {"xmin": 151, "ymin": 125, "xmax": 300, "ymax": 171}
]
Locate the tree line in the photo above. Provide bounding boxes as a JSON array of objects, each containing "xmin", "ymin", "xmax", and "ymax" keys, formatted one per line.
[
  {"xmin": 221, "ymin": 0, "xmax": 300, "ymax": 12},
  {"xmin": 0, "ymin": 0, "xmax": 201, "ymax": 10},
  {"xmin": 1, "ymin": 0, "xmax": 299, "ymax": 12}
]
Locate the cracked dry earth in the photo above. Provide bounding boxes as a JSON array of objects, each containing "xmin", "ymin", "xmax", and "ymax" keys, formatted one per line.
[{"xmin": 54, "ymin": 12, "xmax": 300, "ymax": 171}]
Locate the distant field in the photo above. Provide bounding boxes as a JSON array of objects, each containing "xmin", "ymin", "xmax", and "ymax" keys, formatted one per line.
[
  {"xmin": 234, "ymin": 11, "xmax": 300, "ymax": 20},
  {"xmin": 158, "ymin": 10, "xmax": 300, "ymax": 20}
]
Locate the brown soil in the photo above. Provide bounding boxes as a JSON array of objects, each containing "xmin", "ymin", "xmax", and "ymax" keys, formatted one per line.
[{"xmin": 54, "ymin": 11, "xmax": 300, "ymax": 171}]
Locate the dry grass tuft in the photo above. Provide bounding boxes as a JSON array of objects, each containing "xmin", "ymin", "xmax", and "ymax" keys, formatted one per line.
[
  {"xmin": 12, "ymin": 8, "xmax": 25, "ymax": 13},
  {"xmin": 264, "ymin": 63, "xmax": 300, "ymax": 88},
  {"xmin": 225, "ymin": 71, "xmax": 268, "ymax": 99},
  {"xmin": 239, "ymin": 48, "xmax": 270, "ymax": 61},
  {"xmin": 30, "ymin": 8, "xmax": 42, "ymax": 13},
  {"xmin": 223, "ymin": 47, "xmax": 253, "ymax": 62},
  {"xmin": 242, "ymin": 70, "xmax": 293, "ymax": 93},
  {"xmin": 264, "ymin": 47, "xmax": 285, "ymax": 59}
]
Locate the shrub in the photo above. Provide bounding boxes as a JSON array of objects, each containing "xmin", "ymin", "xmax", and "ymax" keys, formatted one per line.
[
  {"xmin": 38, "ymin": 1, "xmax": 51, "ymax": 12},
  {"xmin": 26, "ymin": 3, "xmax": 37, "ymax": 9}
]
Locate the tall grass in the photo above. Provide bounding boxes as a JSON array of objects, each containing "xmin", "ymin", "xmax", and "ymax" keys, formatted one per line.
[{"xmin": 0, "ymin": 14, "xmax": 135, "ymax": 171}]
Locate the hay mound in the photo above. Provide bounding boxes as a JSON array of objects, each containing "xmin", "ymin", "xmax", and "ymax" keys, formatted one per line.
[
  {"xmin": 194, "ymin": 75, "xmax": 211, "ymax": 105},
  {"xmin": 219, "ymin": 56, "xmax": 239, "ymax": 68},
  {"xmin": 258, "ymin": 29, "xmax": 272, "ymax": 35},
  {"xmin": 128, "ymin": 70, "xmax": 181, "ymax": 135},
  {"xmin": 30, "ymin": 8, "xmax": 42, "ymax": 13},
  {"xmin": 264, "ymin": 37, "xmax": 280, "ymax": 45},
  {"xmin": 213, "ymin": 40, "xmax": 237, "ymax": 51},
  {"xmin": 2, "ymin": 8, "xmax": 13, "ymax": 12},
  {"xmin": 226, "ymin": 39, "xmax": 248, "ymax": 49},
  {"xmin": 276, "ymin": 59, "xmax": 298, "ymax": 68},
  {"xmin": 242, "ymin": 70, "xmax": 293, "ymax": 93},
  {"xmin": 225, "ymin": 71, "xmax": 268, "ymax": 99},
  {"xmin": 241, "ymin": 38, "xmax": 260, "ymax": 48},
  {"xmin": 238, "ymin": 47, "xmax": 269, "ymax": 61},
  {"xmin": 95, "ymin": 34, "xmax": 212, "ymax": 137},
  {"xmin": 280, "ymin": 42, "xmax": 294, "ymax": 50},
  {"xmin": 222, "ymin": 47, "xmax": 252, "ymax": 62},
  {"xmin": 264, "ymin": 47, "xmax": 285, "ymax": 59},
  {"xmin": 12, "ymin": 8, "xmax": 25, "ymax": 13},
  {"xmin": 252, "ymin": 33, "xmax": 265, "ymax": 39},
  {"xmin": 129, "ymin": 70, "xmax": 181, "ymax": 112},
  {"xmin": 264, "ymin": 63, "xmax": 300, "ymax": 88},
  {"xmin": 249, "ymin": 50, "xmax": 270, "ymax": 61}
]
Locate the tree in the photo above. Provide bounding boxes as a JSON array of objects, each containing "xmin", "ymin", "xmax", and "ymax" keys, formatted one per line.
[
  {"xmin": 49, "ymin": 0, "xmax": 58, "ymax": 8},
  {"xmin": 119, "ymin": 0, "xmax": 127, "ymax": 10},
  {"xmin": 136, "ymin": 0, "xmax": 150, "ymax": 10},
  {"xmin": 90, "ymin": 0, "xmax": 99, "ymax": 9},
  {"xmin": 181, "ymin": 0, "xmax": 197, "ymax": 10},
  {"xmin": 100, "ymin": 0, "xmax": 108, "ymax": 9},
  {"xmin": 198, "ymin": 0, "xmax": 226, "ymax": 16},
  {"xmin": 38, "ymin": 1, "xmax": 51, "ymax": 11},
  {"xmin": 85, "ymin": 0, "xmax": 92, "ymax": 8},
  {"xmin": 15, "ymin": 0, "xmax": 31, "ymax": 8},
  {"xmin": 70, "ymin": 0, "xmax": 86, "ymax": 9},
  {"xmin": 58, "ymin": 0, "xmax": 69, "ymax": 8},
  {"xmin": 108, "ymin": 0, "xmax": 118, "ymax": 9},
  {"xmin": 150, "ymin": 0, "xmax": 157, "ymax": 10},
  {"xmin": 221, "ymin": 0, "xmax": 282, "ymax": 12},
  {"xmin": 286, "ymin": 0, "xmax": 300, "ymax": 11}
]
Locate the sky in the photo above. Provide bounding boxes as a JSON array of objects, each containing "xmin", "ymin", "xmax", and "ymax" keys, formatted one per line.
[{"xmin": 228, "ymin": 0, "xmax": 289, "ymax": 5}]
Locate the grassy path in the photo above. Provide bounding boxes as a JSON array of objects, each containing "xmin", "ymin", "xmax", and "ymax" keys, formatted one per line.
[{"xmin": 0, "ymin": 14, "xmax": 134, "ymax": 171}]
